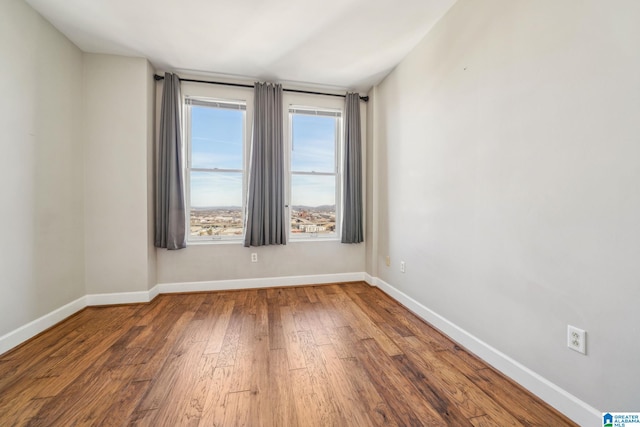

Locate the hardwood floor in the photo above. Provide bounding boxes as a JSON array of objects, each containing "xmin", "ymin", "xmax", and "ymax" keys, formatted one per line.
[{"xmin": 0, "ymin": 282, "xmax": 577, "ymax": 426}]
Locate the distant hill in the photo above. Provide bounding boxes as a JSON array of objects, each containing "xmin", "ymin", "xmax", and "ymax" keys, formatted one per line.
[
  {"xmin": 192, "ymin": 205, "xmax": 335, "ymax": 212},
  {"xmin": 291, "ymin": 205, "xmax": 335, "ymax": 212}
]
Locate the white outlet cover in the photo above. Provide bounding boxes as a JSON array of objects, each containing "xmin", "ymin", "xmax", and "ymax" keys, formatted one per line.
[{"xmin": 567, "ymin": 325, "xmax": 586, "ymax": 354}]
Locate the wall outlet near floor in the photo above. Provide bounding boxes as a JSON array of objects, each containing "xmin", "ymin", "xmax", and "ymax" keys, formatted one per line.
[
  {"xmin": 400, "ymin": 261, "xmax": 405, "ymax": 273},
  {"xmin": 385, "ymin": 256, "xmax": 391, "ymax": 267},
  {"xmin": 251, "ymin": 253, "xmax": 258, "ymax": 263},
  {"xmin": 567, "ymin": 325, "xmax": 586, "ymax": 354}
]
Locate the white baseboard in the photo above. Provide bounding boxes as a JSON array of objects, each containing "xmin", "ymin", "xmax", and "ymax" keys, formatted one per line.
[
  {"xmin": 364, "ymin": 272, "xmax": 375, "ymax": 285},
  {"xmin": 369, "ymin": 276, "xmax": 601, "ymax": 427},
  {"xmin": 158, "ymin": 272, "xmax": 366, "ymax": 294},
  {"xmin": 0, "ymin": 295, "xmax": 87, "ymax": 356},
  {"xmin": 148, "ymin": 284, "xmax": 160, "ymax": 301},
  {"xmin": 85, "ymin": 290, "xmax": 155, "ymax": 306}
]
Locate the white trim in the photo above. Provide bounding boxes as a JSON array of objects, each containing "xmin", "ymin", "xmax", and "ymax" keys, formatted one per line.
[
  {"xmin": 184, "ymin": 92, "xmax": 249, "ymax": 245},
  {"xmin": 158, "ymin": 272, "xmax": 365, "ymax": 294},
  {"xmin": 148, "ymin": 284, "xmax": 160, "ymax": 301},
  {"xmin": 0, "ymin": 295, "xmax": 87, "ymax": 356},
  {"xmin": 364, "ymin": 272, "xmax": 375, "ymax": 286},
  {"xmin": 85, "ymin": 290, "xmax": 155, "ymax": 306},
  {"xmin": 370, "ymin": 276, "xmax": 601, "ymax": 427}
]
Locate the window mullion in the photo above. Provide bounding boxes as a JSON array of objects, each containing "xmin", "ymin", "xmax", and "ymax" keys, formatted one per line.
[
  {"xmin": 291, "ymin": 171, "xmax": 336, "ymax": 177},
  {"xmin": 191, "ymin": 167, "xmax": 244, "ymax": 173}
]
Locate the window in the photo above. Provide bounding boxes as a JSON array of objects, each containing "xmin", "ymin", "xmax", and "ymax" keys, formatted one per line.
[
  {"xmin": 183, "ymin": 89, "xmax": 346, "ymax": 245},
  {"xmin": 288, "ymin": 107, "xmax": 342, "ymax": 239},
  {"xmin": 185, "ymin": 97, "xmax": 246, "ymax": 241}
]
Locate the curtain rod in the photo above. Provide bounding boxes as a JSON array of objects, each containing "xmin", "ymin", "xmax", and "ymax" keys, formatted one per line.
[{"xmin": 153, "ymin": 74, "xmax": 369, "ymax": 102}]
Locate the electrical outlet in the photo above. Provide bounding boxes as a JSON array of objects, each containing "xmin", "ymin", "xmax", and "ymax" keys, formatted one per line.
[
  {"xmin": 385, "ymin": 256, "xmax": 391, "ymax": 267},
  {"xmin": 251, "ymin": 253, "xmax": 258, "ymax": 263},
  {"xmin": 567, "ymin": 325, "xmax": 586, "ymax": 354},
  {"xmin": 400, "ymin": 261, "xmax": 405, "ymax": 273}
]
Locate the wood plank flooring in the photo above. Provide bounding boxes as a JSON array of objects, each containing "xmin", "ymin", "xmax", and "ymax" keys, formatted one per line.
[{"xmin": 0, "ymin": 282, "xmax": 577, "ymax": 426}]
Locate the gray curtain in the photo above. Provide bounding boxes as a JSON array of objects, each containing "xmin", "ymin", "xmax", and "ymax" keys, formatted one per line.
[
  {"xmin": 244, "ymin": 82, "xmax": 287, "ymax": 247},
  {"xmin": 341, "ymin": 93, "xmax": 363, "ymax": 243},
  {"xmin": 154, "ymin": 73, "xmax": 186, "ymax": 250}
]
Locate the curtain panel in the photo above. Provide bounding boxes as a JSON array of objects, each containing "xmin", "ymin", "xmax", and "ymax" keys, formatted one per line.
[
  {"xmin": 244, "ymin": 82, "xmax": 287, "ymax": 247},
  {"xmin": 341, "ymin": 93, "xmax": 363, "ymax": 244},
  {"xmin": 154, "ymin": 72, "xmax": 186, "ymax": 250}
]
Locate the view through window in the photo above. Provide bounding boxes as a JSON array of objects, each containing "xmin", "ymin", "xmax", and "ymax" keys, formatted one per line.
[
  {"xmin": 186, "ymin": 98, "xmax": 246, "ymax": 240},
  {"xmin": 289, "ymin": 108, "xmax": 341, "ymax": 238},
  {"xmin": 186, "ymin": 97, "xmax": 342, "ymax": 242}
]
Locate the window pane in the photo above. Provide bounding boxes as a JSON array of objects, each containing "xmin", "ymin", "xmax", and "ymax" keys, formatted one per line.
[
  {"xmin": 191, "ymin": 106, "xmax": 243, "ymax": 170},
  {"xmin": 190, "ymin": 171, "xmax": 243, "ymax": 237},
  {"xmin": 291, "ymin": 114, "xmax": 336, "ymax": 173},
  {"xmin": 290, "ymin": 174, "xmax": 336, "ymax": 235}
]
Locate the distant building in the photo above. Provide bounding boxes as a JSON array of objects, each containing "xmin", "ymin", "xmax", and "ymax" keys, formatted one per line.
[{"xmin": 300, "ymin": 225, "xmax": 326, "ymax": 233}]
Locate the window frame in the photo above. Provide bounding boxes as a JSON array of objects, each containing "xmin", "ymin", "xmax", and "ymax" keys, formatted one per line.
[
  {"xmin": 180, "ymin": 84, "xmax": 350, "ymax": 246},
  {"xmin": 286, "ymin": 105, "xmax": 343, "ymax": 241},
  {"xmin": 184, "ymin": 94, "xmax": 249, "ymax": 243}
]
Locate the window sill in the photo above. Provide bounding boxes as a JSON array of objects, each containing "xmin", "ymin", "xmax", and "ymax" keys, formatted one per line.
[{"xmin": 185, "ymin": 237, "xmax": 343, "ymax": 246}]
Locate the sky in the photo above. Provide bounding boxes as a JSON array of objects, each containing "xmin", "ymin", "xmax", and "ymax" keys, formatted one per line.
[
  {"xmin": 190, "ymin": 107, "xmax": 243, "ymax": 207},
  {"xmin": 190, "ymin": 105, "xmax": 338, "ymax": 208}
]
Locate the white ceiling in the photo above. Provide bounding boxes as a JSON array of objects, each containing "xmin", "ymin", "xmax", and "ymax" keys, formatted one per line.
[{"xmin": 26, "ymin": 0, "xmax": 456, "ymax": 93}]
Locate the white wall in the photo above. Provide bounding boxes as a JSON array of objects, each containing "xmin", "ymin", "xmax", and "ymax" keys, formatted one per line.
[
  {"xmin": 157, "ymin": 241, "xmax": 365, "ymax": 284},
  {"xmin": 0, "ymin": 0, "xmax": 85, "ymax": 337},
  {"xmin": 83, "ymin": 54, "xmax": 155, "ymax": 294},
  {"xmin": 156, "ymin": 82, "xmax": 367, "ymax": 285},
  {"xmin": 146, "ymin": 61, "xmax": 157, "ymax": 291},
  {"xmin": 365, "ymin": 92, "xmax": 376, "ymax": 276},
  {"xmin": 372, "ymin": 0, "xmax": 640, "ymax": 414}
]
